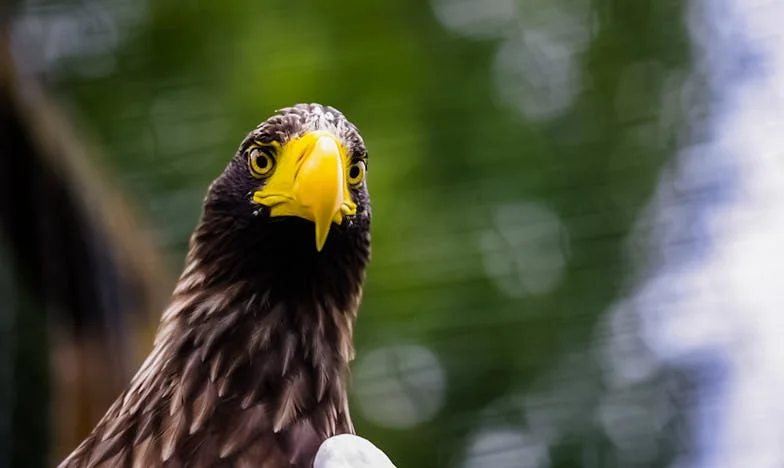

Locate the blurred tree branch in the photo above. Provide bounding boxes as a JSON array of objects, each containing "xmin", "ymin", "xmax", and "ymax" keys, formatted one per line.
[{"xmin": 0, "ymin": 24, "xmax": 172, "ymax": 466}]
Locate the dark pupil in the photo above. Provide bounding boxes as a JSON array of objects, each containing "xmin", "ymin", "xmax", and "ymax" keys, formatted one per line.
[
  {"xmin": 256, "ymin": 153, "xmax": 268, "ymax": 169},
  {"xmin": 349, "ymin": 165, "xmax": 361, "ymax": 179}
]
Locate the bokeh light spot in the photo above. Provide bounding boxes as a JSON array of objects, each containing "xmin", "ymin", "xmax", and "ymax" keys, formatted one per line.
[
  {"xmin": 462, "ymin": 427, "xmax": 550, "ymax": 468},
  {"xmin": 480, "ymin": 202, "xmax": 569, "ymax": 297},
  {"xmin": 353, "ymin": 344, "xmax": 445, "ymax": 429}
]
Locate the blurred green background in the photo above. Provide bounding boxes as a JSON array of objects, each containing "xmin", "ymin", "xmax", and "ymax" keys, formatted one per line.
[{"xmin": 0, "ymin": 0, "xmax": 697, "ymax": 466}]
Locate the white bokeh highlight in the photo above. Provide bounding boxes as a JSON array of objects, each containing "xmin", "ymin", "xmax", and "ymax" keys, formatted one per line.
[
  {"xmin": 10, "ymin": 0, "xmax": 146, "ymax": 78},
  {"xmin": 461, "ymin": 427, "xmax": 550, "ymax": 468},
  {"xmin": 430, "ymin": 0, "xmax": 592, "ymax": 121},
  {"xmin": 480, "ymin": 202, "xmax": 569, "ymax": 298},
  {"xmin": 429, "ymin": 0, "xmax": 518, "ymax": 40},
  {"xmin": 353, "ymin": 344, "xmax": 446, "ymax": 429}
]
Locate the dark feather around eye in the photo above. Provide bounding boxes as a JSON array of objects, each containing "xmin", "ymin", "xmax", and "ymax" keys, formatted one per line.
[{"xmin": 246, "ymin": 143, "xmax": 276, "ymax": 158}]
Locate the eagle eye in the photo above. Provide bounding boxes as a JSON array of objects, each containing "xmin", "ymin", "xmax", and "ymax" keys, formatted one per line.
[
  {"xmin": 248, "ymin": 145, "xmax": 276, "ymax": 178},
  {"xmin": 347, "ymin": 160, "xmax": 366, "ymax": 186}
]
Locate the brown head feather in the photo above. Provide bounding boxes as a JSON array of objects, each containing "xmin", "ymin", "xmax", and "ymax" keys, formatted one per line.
[{"xmin": 59, "ymin": 104, "xmax": 371, "ymax": 468}]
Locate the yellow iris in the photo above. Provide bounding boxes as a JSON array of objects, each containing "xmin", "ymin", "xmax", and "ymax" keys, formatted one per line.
[{"xmin": 248, "ymin": 146, "xmax": 276, "ymax": 177}]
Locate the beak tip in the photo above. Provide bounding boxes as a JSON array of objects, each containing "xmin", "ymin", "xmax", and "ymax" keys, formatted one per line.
[{"xmin": 315, "ymin": 228, "xmax": 328, "ymax": 252}]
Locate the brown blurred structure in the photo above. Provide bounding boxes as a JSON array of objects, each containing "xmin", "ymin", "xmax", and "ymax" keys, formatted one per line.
[{"xmin": 0, "ymin": 27, "xmax": 172, "ymax": 466}]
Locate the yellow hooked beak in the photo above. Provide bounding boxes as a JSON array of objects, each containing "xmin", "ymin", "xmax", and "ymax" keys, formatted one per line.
[{"xmin": 252, "ymin": 131, "xmax": 357, "ymax": 251}]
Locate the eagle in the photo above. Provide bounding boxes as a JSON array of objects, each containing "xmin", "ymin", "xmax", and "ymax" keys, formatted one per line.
[{"xmin": 60, "ymin": 103, "xmax": 374, "ymax": 468}]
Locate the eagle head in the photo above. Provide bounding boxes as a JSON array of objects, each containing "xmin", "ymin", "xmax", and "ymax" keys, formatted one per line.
[
  {"xmin": 193, "ymin": 103, "xmax": 371, "ymax": 293},
  {"xmin": 60, "ymin": 104, "xmax": 373, "ymax": 468}
]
